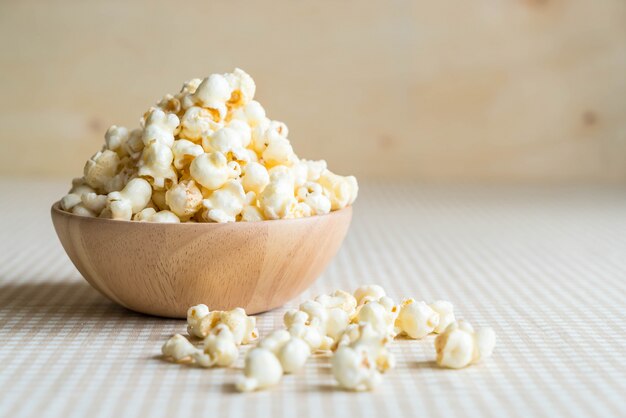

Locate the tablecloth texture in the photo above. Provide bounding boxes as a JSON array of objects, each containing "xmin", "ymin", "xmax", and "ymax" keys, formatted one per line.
[{"xmin": 1, "ymin": 179, "xmax": 624, "ymax": 418}]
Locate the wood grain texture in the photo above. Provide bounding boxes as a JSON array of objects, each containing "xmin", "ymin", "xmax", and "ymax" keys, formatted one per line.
[
  {"xmin": 50, "ymin": 203, "xmax": 352, "ymax": 318},
  {"xmin": 1, "ymin": 0, "xmax": 625, "ymax": 182}
]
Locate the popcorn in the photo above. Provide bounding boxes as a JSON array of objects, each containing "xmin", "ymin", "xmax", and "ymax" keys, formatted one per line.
[
  {"xmin": 71, "ymin": 204, "xmax": 96, "ymax": 217},
  {"xmin": 283, "ymin": 292, "xmax": 357, "ymax": 350},
  {"xmin": 277, "ymin": 337, "xmax": 310, "ymax": 374},
  {"xmin": 325, "ymin": 307, "xmax": 350, "ymax": 342},
  {"xmin": 203, "ymin": 127, "xmax": 244, "ymax": 155},
  {"xmin": 138, "ymin": 141, "xmax": 177, "ymax": 190},
  {"xmin": 124, "ymin": 129, "xmax": 144, "ymax": 160},
  {"xmin": 353, "ymin": 298, "xmax": 397, "ymax": 338},
  {"xmin": 156, "ymin": 94, "xmax": 181, "ymax": 114},
  {"xmin": 240, "ymin": 205, "xmax": 265, "ymax": 222},
  {"xmin": 133, "ymin": 207, "xmax": 156, "ymax": 221},
  {"xmin": 241, "ymin": 162, "xmax": 269, "ymax": 195},
  {"xmin": 298, "ymin": 300, "xmax": 329, "ymax": 331},
  {"xmin": 180, "ymin": 107, "xmax": 221, "ymax": 141},
  {"xmin": 435, "ymin": 320, "xmax": 496, "ymax": 369},
  {"xmin": 284, "ymin": 311, "xmax": 332, "ymax": 352},
  {"xmin": 165, "ymin": 180, "xmax": 203, "ymax": 220},
  {"xmin": 232, "ymin": 100, "xmax": 266, "ymax": 127},
  {"xmin": 300, "ymin": 159, "xmax": 327, "ymax": 182},
  {"xmin": 106, "ymin": 178, "xmax": 153, "ymax": 221},
  {"xmin": 354, "ymin": 284, "xmax": 386, "ymax": 306},
  {"xmin": 202, "ymin": 180, "xmax": 246, "ymax": 223},
  {"xmin": 218, "ymin": 307, "xmax": 259, "ymax": 345},
  {"xmin": 335, "ymin": 323, "xmax": 395, "ymax": 373},
  {"xmin": 189, "ymin": 152, "xmax": 234, "ymax": 190},
  {"xmin": 259, "ymin": 171, "xmax": 297, "ymax": 220},
  {"xmin": 227, "ymin": 119, "xmax": 252, "ymax": 148},
  {"xmin": 105, "ymin": 125, "xmax": 129, "ymax": 155},
  {"xmin": 193, "ymin": 74, "xmax": 231, "ymax": 108},
  {"xmin": 172, "ymin": 139, "xmax": 204, "ymax": 171},
  {"xmin": 142, "ymin": 108, "xmax": 179, "ymax": 147},
  {"xmin": 149, "ymin": 210, "xmax": 180, "ymax": 223},
  {"xmin": 158, "ymin": 287, "xmax": 494, "ymax": 393},
  {"xmin": 284, "ymin": 309, "xmax": 308, "ymax": 329},
  {"xmin": 395, "ymin": 299, "xmax": 439, "ymax": 339},
  {"xmin": 225, "ymin": 68, "xmax": 256, "ymax": 108},
  {"xmin": 236, "ymin": 348, "xmax": 284, "ymax": 392},
  {"xmin": 60, "ymin": 69, "xmax": 357, "ymax": 223},
  {"xmin": 83, "ymin": 150, "xmax": 120, "ymax": 192},
  {"xmin": 200, "ymin": 324, "xmax": 239, "ymax": 367},
  {"xmin": 60, "ymin": 193, "xmax": 82, "ymax": 211},
  {"xmin": 186, "ymin": 304, "xmax": 211, "ymax": 336},
  {"xmin": 150, "ymin": 189, "xmax": 168, "ymax": 210},
  {"xmin": 262, "ymin": 136, "xmax": 296, "ymax": 167},
  {"xmin": 162, "ymin": 334, "xmax": 198, "ymax": 362},
  {"xmin": 331, "ymin": 346, "xmax": 382, "ymax": 391},
  {"xmin": 259, "ymin": 330, "xmax": 310, "ymax": 374},
  {"xmin": 430, "ymin": 300, "xmax": 455, "ymax": 334},
  {"xmin": 289, "ymin": 202, "xmax": 312, "ymax": 218},
  {"xmin": 187, "ymin": 305, "xmax": 258, "ymax": 345},
  {"xmin": 81, "ymin": 192, "xmax": 108, "ymax": 214},
  {"xmin": 259, "ymin": 329, "xmax": 292, "ymax": 353},
  {"xmin": 316, "ymin": 290, "xmax": 357, "ymax": 314},
  {"xmin": 318, "ymin": 170, "xmax": 358, "ymax": 210}
]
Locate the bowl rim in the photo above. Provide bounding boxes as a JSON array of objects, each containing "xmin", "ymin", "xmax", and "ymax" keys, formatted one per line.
[{"xmin": 51, "ymin": 201, "xmax": 352, "ymax": 227}]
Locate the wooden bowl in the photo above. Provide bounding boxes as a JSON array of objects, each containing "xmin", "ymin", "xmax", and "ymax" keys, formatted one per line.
[{"xmin": 50, "ymin": 203, "xmax": 352, "ymax": 318}]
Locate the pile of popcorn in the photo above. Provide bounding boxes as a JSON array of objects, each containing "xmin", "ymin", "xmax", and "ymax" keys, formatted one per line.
[
  {"xmin": 161, "ymin": 285, "xmax": 496, "ymax": 392},
  {"xmin": 60, "ymin": 69, "xmax": 358, "ymax": 222}
]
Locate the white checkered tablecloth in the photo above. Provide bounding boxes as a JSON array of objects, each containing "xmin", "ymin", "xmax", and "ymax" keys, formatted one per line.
[{"xmin": 0, "ymin": 178, "xmax": 624, "ymax": 418}]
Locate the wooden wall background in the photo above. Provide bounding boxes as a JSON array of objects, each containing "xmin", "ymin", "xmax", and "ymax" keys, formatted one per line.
[{"xmin": 1, "ymin": 0, "xmax": 625, "ymax": 182}]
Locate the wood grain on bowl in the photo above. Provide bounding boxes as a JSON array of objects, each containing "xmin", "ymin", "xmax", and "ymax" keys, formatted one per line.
[{"xmin": 51, "ymin": 203, "xmax": 352, "ymax": 318}]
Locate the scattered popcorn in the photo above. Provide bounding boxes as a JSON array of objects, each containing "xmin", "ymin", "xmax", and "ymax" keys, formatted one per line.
[
  {"xmin": 186, "ymin": 305, "xmax": 258, "ymax": 345},
  {"xmin": 259, "ymin": 330, "xmax": 311, "ymax": 374},
  {"xmin": 395, "ymin": 299, "xmax": 439, "ymax": 339},
  {"xmin": 331, "ymin": 346, "xmax": 382, "ymax": 391},
  {"xmin": 435, "ymin": 320, "xmax": 496, "ymax": 369},
  {"xmin": 429, "ymin": 300, "xmax": 455, "ymax": 334},
  {"xmin": 288, "ymin": 322, "xmax": 330, "ymax": 352},
  {"xmin": 200, "ymin": 324, "xmax": 239, "ymax": 367},
  {"xmin": 325, "ymin": 308, "xmax": 351, "ymax": 342},
  {"xmin": 219, "ymin": 307, "xmax": 259, "ymax": 345},
  {"xmin": 316, "ymin": 289, "xmax": 357, "ymax": 315},
  {"xmin": 162, "ymin": 334, "xmax": 198, "ymax": 363},
  {"xmin": 285, "ymin": 300, "xmax": 337, "ymax": 351},
  {"xmin": 354, "ymin": 284, "xmax": 386, "ymax": 306},
  {"xmin": 353, "ymin": 298, "xmax": 398, "ymax": 338},
  {"xmin": 59, "ymin": 69, "xmax": 357, "ymax": 222},
  {"xmin": 236, "ymin": 348, "xmax": 284, "ymax": 392},
  {"xmin": 160, "ymin": 286, "xmax": 495, "ymax": 393},
  {"xmin": 335, "ymin": 323, "xmax": 395, "ymax": 373}
]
